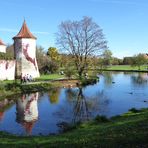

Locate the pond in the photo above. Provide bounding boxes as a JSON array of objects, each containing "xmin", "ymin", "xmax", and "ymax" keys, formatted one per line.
[{"xmin": 0, "ymin": 72, "xmax": 148, "ymax": 136}]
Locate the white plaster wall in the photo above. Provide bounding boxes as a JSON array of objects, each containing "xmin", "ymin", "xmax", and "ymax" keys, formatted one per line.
[
  {"xmin": 0, "ymin": 60, "xmax": 6, "ymax": 80},
  {"xmin": 6, "ymin": 61, "xmax": 15, "ymax": 80},
  {"xmin": 22, "ymin": 39, "xmax": 36, "ymax": 58},
  {"xmin": 0, "ymin": 45, "xmax": 6, "ymax": 53},
  {"xmin": 0, "ymin": 60, "xmax": 15, "ymax": 80},
  {"xmin": 14, "ymin": 38, "xmax": 40, "ymax": 78}
]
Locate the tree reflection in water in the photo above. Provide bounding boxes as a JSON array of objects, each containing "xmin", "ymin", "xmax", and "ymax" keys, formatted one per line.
[
  {"xmin": 103, "ymin": 72, "xmax": 114, "ymax": 87},
  {"xmin": 73, "ymin": 87, "xmax": 89, "ymax": 123},
  {"xmin": 0, "ymin": 98, "xmax": 15, "ymax": 122},
  {"xmin": 57, "ymin": 87, "xmax": 91, "ymax": 131},
  {"xmin": 48, "ymin": 88, "xmax": 60, "ymax": 104},
  {"xmin": 65, "ymin": 87, "xmax": 110, "ymax": 123},
  {"xmin": 16, "ymin": 93, "xmax": 39, "ymax": 135},
  {"xmin": 131, "ymin": 73, "xmax": 148, "ymax": 86}
]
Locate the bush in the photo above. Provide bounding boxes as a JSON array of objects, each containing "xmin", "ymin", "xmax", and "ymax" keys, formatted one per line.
[
  {"xmin": 81, "ymin": 78, "xmax": 98, "ymax": 86},
  {"xmin": 64, "ymin": 67, "xmax": 75, "ymax": 79},
  {"xmin": 95, "ymin": 115, "xmax": 110, "ymax": 123},
  {"xmin": 5, "ymin": 83, "xmax": 21, "ymax": 92},
  {"xmin": 57, "ymin": 122, "xmax": 80, "ymax": 132},
  {"xmin": 0, "ymin": 83, "xmax": 5, "ymax": 91},
  {"xmin": 129, "ymin": 108, "xmax": 141, "ymax": 113}
]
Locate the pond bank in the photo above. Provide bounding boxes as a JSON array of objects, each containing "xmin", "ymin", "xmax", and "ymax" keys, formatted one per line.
[
  {"xmin": 0, "ymin": 77, "xmax": 98, "ymax": 100},
  {"xmin": 0, "ymin": 79, "xmax": 80, "ymax": 100},
  {"xmin": 103, "ymin": 69, "xmax": 148, "ymax": 73},
  {"xmin": 0, "ymin": 108, "xmax": 148, "ymax": 147}
]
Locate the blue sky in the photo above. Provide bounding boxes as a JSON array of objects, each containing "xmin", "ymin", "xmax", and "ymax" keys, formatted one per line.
[{"xmin": 0, "ymin": 0, "xmax": 148, "ymax": 58}]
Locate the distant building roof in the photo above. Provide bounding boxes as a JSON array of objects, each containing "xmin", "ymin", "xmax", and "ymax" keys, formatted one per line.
[
  {"xmin": 143, "ymin": 53, "xmax": 148, "ymax": 59},
  {"xmin": 13, "ymin": 20, "xmax": 37, "ymax": 40},
  {"xmin": 0, "ymin": 39, "xmax": 6, "ymax": 46}
]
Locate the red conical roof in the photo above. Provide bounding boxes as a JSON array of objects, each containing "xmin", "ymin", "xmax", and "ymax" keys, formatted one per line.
[
  {"xmin": 0, "ymin": 39, "xmax": 6, "ymax": 46},
  {"xmin": 13, "ymin": 20, "xmax": 37, "ymax": 40}
]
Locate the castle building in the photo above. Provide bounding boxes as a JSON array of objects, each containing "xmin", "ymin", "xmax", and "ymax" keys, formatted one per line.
[
  {"xmin": 0, "ymin": 21, "xmax": 40, "ymax": 80},
  {"xmin": 0, "ymin": 39, "xmax": 6, "ymax": 53},
  {"xmin": 0, "ymin": 38, "xmax": 15, "ymax": 80},
  {"xmin": 13, "ymin": 20, "xmax": 40, "ymax": 78}
]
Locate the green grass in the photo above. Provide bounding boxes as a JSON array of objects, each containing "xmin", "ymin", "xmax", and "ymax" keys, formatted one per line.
[
  {"xmin": 0, "ymin": 108, "xmax": 148, "ymax": 147},
  {"xmin": 0, "ymin": 74, "xmax": 65, "ymax": 100},
  {"xmin": 107, "ymin": 65, "xmax": 148, "ymax": 71},
  {"xmin": 36, "ymin": 73, "xmax": 65, "ymax": 81}
]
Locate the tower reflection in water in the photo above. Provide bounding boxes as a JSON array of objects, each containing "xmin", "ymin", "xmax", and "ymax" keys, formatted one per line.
[{"xmin": 16, "ymin": 92, "xmax": 39, "ymax": 134}]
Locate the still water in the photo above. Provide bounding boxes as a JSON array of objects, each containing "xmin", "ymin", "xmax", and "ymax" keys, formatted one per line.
[{"xmin": 0, "ymin": 72, "xmax": 148, "ymax": 135}]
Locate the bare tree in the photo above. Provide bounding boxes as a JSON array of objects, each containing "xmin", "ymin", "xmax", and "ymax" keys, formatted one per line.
[{"xmin": 56, "ymin": 16, "xmax": 107, "ymax": 79}]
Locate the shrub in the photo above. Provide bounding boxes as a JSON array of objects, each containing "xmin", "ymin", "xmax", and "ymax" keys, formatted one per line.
[
  {"xmin": 81, "ymin": 78, "xmax": 98, "ymax": 86},
  {"xmin": 95, "ymin": 115, "xmax": 110, "ymax": 123},
  {"xmin": 5, "ymin": 83, "xmax": 21, "ymax": 92},
  {"xmin": 129, "ymin": 108, "xmax": 141, "ymax": 113},
  {"xmin": 64, "ymin": 67, "xmax": 75, "ymax": 79}
]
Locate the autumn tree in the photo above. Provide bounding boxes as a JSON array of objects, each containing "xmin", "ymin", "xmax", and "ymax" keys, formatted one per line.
[
  {"xmin": 56, "ymin": 16, "xmax": 107, "ymax": 79},
  {"xmin": 47, "ymin": 47, "xmax": 59, "ymax": 62}
]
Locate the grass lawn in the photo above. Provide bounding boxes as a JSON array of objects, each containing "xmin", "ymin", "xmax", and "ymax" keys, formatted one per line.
[
  {"xmin": 35, "ymin": 73, "xmax": 65, "ymax": 81},
  {"xmin": 0, "ymin": 108, "xmax": 148, "ymax": 147},
  {"xmin": 107, "ymin": 65, "xmax": 148, "ymax": 71},
  {"xmin": 0, "ymin": 74, "xmax": 65, "ymax": 100}
]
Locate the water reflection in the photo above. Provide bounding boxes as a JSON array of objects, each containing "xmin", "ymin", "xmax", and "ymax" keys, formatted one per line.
[
  {"xmin": 0, "ymin": 111, "xmax": 4, "ymax": 121},
  {"xmin": 48, "ymin": 88, "xmax": 60, "ymax": 104},
  {"xmin": 65, "ymin": 87, "xmax": 109, "ymax": 123},
  {"xmin": 0, "ymin": 98, "xmax": 15, "ymax": 122},
  {"xmin": 131, "ymin": 73, "xmax": 148, "ymax": 86},
  {"xmin": 0, "ymin": 72, "xmax": 148, "ymax": 136},
  {"xmin": 73, "ymin": 88, "xmax": 90, "ymax": 122},
  {"xmin": 103, "ymin": 72, "xmax": 114, "ymax": 87},
  {"xmin": 16, "ymin": 93, "xmax": 39, "ymax": 134}
]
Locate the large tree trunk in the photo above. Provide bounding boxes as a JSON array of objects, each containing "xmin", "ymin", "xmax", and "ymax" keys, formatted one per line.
[{"xmin": 78, "ymin": 70, "xmax": 83, "ymax": 80}]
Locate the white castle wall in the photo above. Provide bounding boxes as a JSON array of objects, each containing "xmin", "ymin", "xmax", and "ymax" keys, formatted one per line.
[
  {"xmin": 14, "ymin": 38, "xmax": 40, "ymax": 78},
  {"xmin": 0, "ymin": 45, "xmax": 6, "ymax": 53},
  {"xmin": 0, "ymin": 60, "xmax": 15, "ymax": 80}
]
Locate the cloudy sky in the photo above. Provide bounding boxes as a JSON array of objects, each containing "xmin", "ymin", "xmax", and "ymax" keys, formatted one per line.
[{"xmin": 0, "ymin": 0, "xmax": 148, "ymax": 58}]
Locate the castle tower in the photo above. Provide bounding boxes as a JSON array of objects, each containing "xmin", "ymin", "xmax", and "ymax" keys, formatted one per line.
[
  {"xmin": 0, "ymin": 39, "xmax": 6, "ymax": 53},
  {"xmin": 13, "ymin": 20, "xmax": 40, "ymax": 78}
]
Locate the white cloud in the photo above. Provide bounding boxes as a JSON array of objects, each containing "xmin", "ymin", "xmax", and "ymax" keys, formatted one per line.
[
  {"xmin": 0, "ymin": 28, "xmax": 17, "ymax": 33},
  {"xmin": 33, "ymin": 31, "xmax": 50, "ymax": 35},
  {"xmin": 0, "ymin": 28, "xmax": 49, "ymax": 35}
]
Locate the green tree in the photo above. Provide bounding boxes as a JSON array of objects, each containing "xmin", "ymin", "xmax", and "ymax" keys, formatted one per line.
[
  {"xmin": 64, "ymin": 66, "xmax": 75, "ymax": 79},
  {"xmin": 131, "ymin": 54, "xmax": 147, "ymax": 70},
  {"xmin": 36, "ymin": 46, "xmax": 50, "ymax": 74},
  {"xmin": 102, "ymin": 49, "xmax": 112, "ymax": 65},
  {"xmin": 112, "ymin": 57, "xmax": 123, "ymax": 65},
  {"xmin": 123, "ymin": 57, "xmax": 133, "ymax": 65},
  {"xmin": 47, "ymin": 47, "xmax": 59, "ymax": 62}
]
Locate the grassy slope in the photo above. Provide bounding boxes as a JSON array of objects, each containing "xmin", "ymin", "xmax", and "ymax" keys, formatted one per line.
[
  {"xmin": 0, "ymin": 74, "xmax": 65, "ymax": 99},
  {"xmin": 36, "ymin": 74, "xmax": 65, "ymax": 81},
  {"xmin": 107, "ymin": 65, "xmax": 148, "ymax": 71},
  {"xmin": 0, "ymin": 109, "xmax": 148, "ymax": 148}
]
